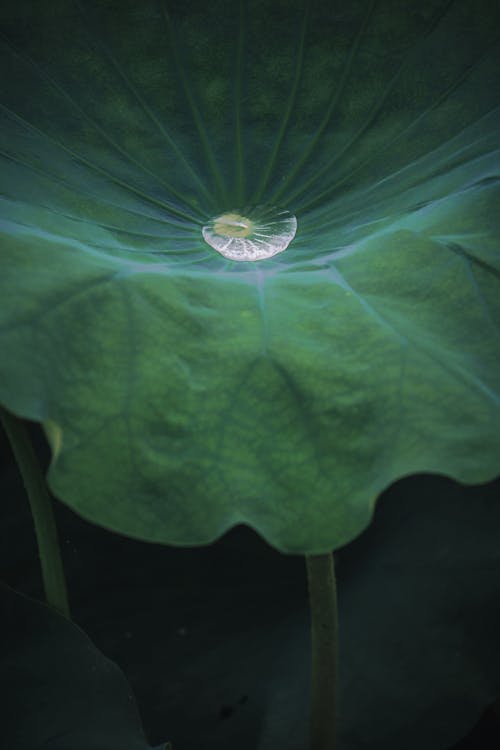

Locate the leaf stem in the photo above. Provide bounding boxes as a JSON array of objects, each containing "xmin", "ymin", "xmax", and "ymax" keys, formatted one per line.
[
  {"xmin": 1, "ymin": 408, "xmax": 70, "ymax": 618},
  {"xmin": 305, "ymin": 552, "xmax": 339, "ymax": 750}
]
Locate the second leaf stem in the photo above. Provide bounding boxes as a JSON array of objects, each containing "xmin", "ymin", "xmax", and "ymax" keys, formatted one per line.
[
  {"xmin": 1, "ymin": 408, "xmax": 70, "ymax": 618},
  {"xmin": 305, "ymin": 552, "xmax": 339, "ymax": 750}
]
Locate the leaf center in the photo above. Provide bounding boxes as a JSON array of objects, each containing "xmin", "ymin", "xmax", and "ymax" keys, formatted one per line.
[{"xmin": 202, "ymin": 205, "xmax": 297, "ymax": 261}]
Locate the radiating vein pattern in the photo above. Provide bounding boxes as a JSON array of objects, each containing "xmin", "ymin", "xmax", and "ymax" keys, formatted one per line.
[{"xmin": 0, "ymin": 0, "xmax": 499, "ymax": 553}]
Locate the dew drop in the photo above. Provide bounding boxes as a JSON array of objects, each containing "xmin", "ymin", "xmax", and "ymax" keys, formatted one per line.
[{"xmin": 202, "ymin": 204, "xmax": 297, "ymax": 261}]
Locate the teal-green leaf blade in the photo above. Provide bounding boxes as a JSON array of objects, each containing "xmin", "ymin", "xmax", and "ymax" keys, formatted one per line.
[{"xmin": 1, "ymin": 0, "xmax": 499, "ymax": 553}]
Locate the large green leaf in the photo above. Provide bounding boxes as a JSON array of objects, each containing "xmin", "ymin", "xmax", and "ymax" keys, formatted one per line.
[{"xmin": 1, "ymin": 0, "xmax": 499, "ymax": 553}]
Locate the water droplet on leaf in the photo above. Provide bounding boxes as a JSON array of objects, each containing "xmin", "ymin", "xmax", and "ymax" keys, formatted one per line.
[{"xmin": 202, "ymin": 204, "xmax": 297, "ymax": 261}]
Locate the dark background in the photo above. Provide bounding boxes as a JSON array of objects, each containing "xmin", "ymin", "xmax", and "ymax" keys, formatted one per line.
[{"xmin": 1, "ymin": 421, "xmax": 500, "ymax": 750}]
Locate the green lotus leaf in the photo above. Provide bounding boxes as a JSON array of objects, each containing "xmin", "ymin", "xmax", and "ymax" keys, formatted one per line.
[{"xmin": 1, "ymin": 0, "xmax": 499, "ymax": 553}]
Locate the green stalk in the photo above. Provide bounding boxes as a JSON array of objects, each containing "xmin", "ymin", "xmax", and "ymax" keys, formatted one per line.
[
  {"xmin": 305, "ymin": 552, "xmax": 339, "ymax": 750},
  {"xmin": 1, "ymin": 408, "xmax": 70, "ymax": 618}
]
